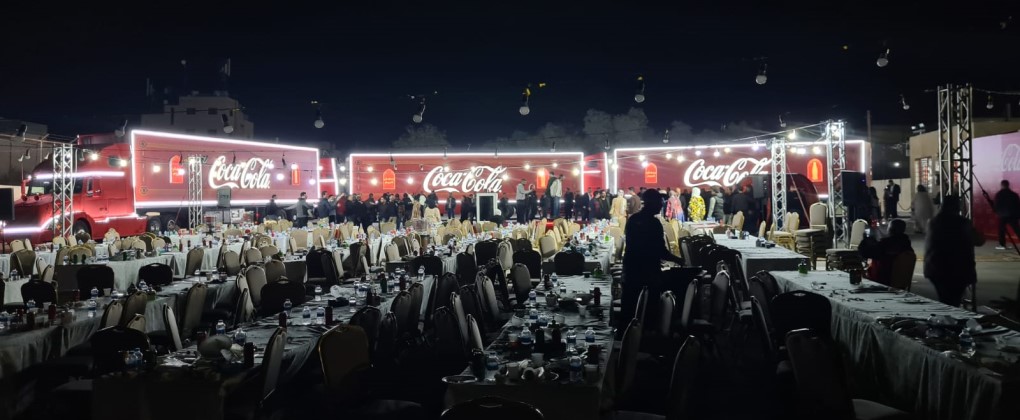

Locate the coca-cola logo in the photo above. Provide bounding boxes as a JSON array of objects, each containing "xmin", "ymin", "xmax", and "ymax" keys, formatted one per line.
[
  {"xmin": 423, "ymin": 165, "xmax": 506, "ymax": 194},
  {"xmin": 683, "ymin": 157, "xmax": 770, "ymax": 187},
  {"xmin": 208, "ymin": 156, "xmax": 273, "ymax": 189},
  {"xmin": 1002, "ymin": 144, "xmax": 1020, "ymax": 172}
]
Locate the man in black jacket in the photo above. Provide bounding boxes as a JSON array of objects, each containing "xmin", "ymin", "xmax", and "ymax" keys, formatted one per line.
[
  {"xmin": 994, "ymin": 179, "xmax": 1020, "ymax": 250},
  {"xmin": 731, "ymin": 185, "xmax": 754, "ymax": 232},
  {"xmin": 563, "ymin": 188, "xmax": 575, "ymax": 220},
  {"xmin": 884, "ymin": 180, "xmax": 901, "ymax": 219},
  {"xmin": 577, "ymin": 188, "xmax": 591, "ymax": 222},
  {"xmin": 622, "ymin": 189, "xmax": 684, "ymax": 320}
]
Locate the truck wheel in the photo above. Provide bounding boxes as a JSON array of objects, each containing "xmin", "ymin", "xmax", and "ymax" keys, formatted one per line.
[
  {"xmin": 73, "ymin": 220, "xmax": 91, "ymax": 238},
  {"xmin": 146, "ymin": 217, "xmax": 163, "ymax": 233}
]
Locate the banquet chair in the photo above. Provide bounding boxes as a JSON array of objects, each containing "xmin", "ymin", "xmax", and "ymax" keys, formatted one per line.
[
  {"xmin": 10, "ymin": 239, "xmax": 26, "ymax": 252},
  {"xmin": 474, "ymin": 240, "xmax": 499, "ymax": 266},
  {"xmin": 224, "ymin": 326, "xmax": 287, "ymax": 420},
  {"xmin": 137, "ymin": 263, "xmax": 173, "ymax": 286},
  {"xmin": 614, "ymin": 318, "xmax": 644, "ymax": 405},
  {"xmin": 458, "ymin": 284, "xmax": 489, "ymax": 334},
  {"xmin": 771, "ymin": 291, "xmax": 831, "ymax": 340},
  {"xmin": 139, "ymin": 235, "xmax": 154, "ymax": 252},
  {"xmin": 849, "ymin": 219, "xmax": 869, "ymax": 249},
  {"xmin": 410, "ymin": 255, "xmax": 444, "ymax": 278},
  {"xmin": 497, "ymin": 241, "xmax": 514, "ymax": 272},
  {"xmin": 391, "ymin": 236, "xmax": 410, "ymax": 259},
  {"xmin": 758, "ymin": 221, "xmax": 767, "ymax": 238},
  {"xmin": 221, "ymin": 250, "xmax": 242, "ymax": 276},
  {"xmin": 244, "ymin": 248, "xmax": 264, "ymax": 266},
  {"xmin": 484, "ymin": 259, "xmax": 514, "ymax": 309},
  {"xmin": 433, "ymin": 306, "xmax": 467, "ymax": 359},
  {"xmin": 455, "ymin": 252, "xmax": 478, "ymax": 286},
  {"xmin": 407, "ymin": 282, "xmax": 424, "ymax": 328},
  {"xmin": 538, "ymin": 235, "xmax": 557, "ymax": 260},
  {"xmin": 39, "ymin": 264, "xmax": 55, "ymax": 284},
  {"xmin": 753, "ymin": 271, "xmax": 782, "ymax": 302},
  {"xmin": 513, "ymin": 249, "xmax": 542, "ymax": 279},
  {"xmin": 53, "ymin": 236, "xmax": 68, "ymax": 247},
  {"xmin": 730, "ymin": 211, "xmax": 745, "ymax": 232},
  {"xmin": 100, "ymin": 300, "xmax": 124, "ymax": 329},
  {"xmin": 389, "ymin": 291, "xmax": 414, "ymax": 336},
  {"xmin": 888, "ymin": 251, "xmax": 917, "ymax": 291},
  {"xmin": 259, "ymin": 245, "xmax": 280, "ymax": 259},
  {"xmin": 119, "ymin": 291, "xmax": 148, "ymax": 326},
  {"xmin": 304, "ymin": 247, "xmax": 331, "ymax": 283},
  {"xmin": 450, "ymin": 292, "xmax": 470, "ymax": 345},
  {"xmin": 350, "ymin": 306, "xmax": 384, "ymax": 354},
  {"xmin": 181, "ymin": 283, "xmax": 209, "ymax": 338},
  {"xmin": 465, "ymin": 243, "xmax": 475, "ymax": 256},
  {"xmin": 441, "ymin": 396, "xmax": 544, "ymax": 420},
  {"xmin": 76, "ymin": 265, "xmax": 115, "ymax": 297},
  {"xmin": 233, "ymin": 288, "xmax": 255, "ymax": 327},
  {"xmin": 426, "ymin": 273, "xmax": 460, "ymax": 325},
  {"xmin": 747, "ymin": 275, "xmax": 776, "ymax": 331},
  {"xmin": 553, "ymin": 250, "xmax": 585, "ymax": 275},
  {"xmin": 475, "ymin": 274, "xmax": 501, "ymax": 322},
  {"xmin": 466, "ymin": 314, "xmax": 485, "ymax": 352},
  {"xmin": 289, "ymin": 230, "xmax": 309, "ymax": 253},
  {"xmin": 384, "ymin": 243, "xmax": 401, "ymax": 263},
  {"xmin": 264, "ymin": 259, "xmax": 286, "ymax": 283},
  {"xmin": 316, "ymin": 252, "xmax": 343, "ymax": 289},
  {"xmin": 258, "ymin": 279, "xmax": 305, "ymax": 317},
  {"xmin": 288, "ymin": 237, "xmax": 299, "ymax": 255},
  {"xmin": 10, "ymin": 249, "xmax": 36, "ymax": 276},
  {"xmin": 409, "ymin": 236, "xmax": 422, "ymax": 258},
  {"xmin": 246, "ymin": 266, "xmax": 268, "ymax": 307},
  {"xmin": 750, "ymin": 297, "xmax": 779, "ymax": 362},
  {"xmin": 613, "ymin": 335, "xmax": 703, "ymax": 420},
  {"xmin": 785, "ymin": 328, "xmax": 910, "ymax": 419},
  {"xmin": 510, "ymin": 237, "xmax": 532, "ymax": 252},
  {"xmin": 163, "ymin": 304, "xmax": 184, "ymax": 351},
  {"xmin": 183, "ymin": 247, "xmax": 205, "ymax": 278},
  {"xmin": 332, "ymin": 248, "xmax": 345, "ymax": 278},
  {"xmin": 125, "ymin": 314, "xmax": 146, "ymax": 332},
  {"xmin": 375, "ymin": 313, "xmax": 401, "ymax": 366},
  {"xmin": 91, "ymin": 326, "xmax": 151, "ymax": 374},
  {"xmin": 21, "ymin": 280, "xmax": 56, "ymax": 305},
  {"xmin": 634, "ymin": 286, "xmax": 649, "ymax": 326},
  {"xmin": 508, "ymin": 264, "xmax": 532, "ymax": 306}
]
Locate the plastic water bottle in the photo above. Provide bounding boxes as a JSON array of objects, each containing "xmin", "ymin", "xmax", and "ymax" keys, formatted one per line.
[
  {"xmin": 529, "ymin": 308, "xmax": 539, "ymax": 322},
  {"xmin": 314, "ymin": 285, "xmax": 323, "ymax": 301},
  {"xmin": 87, "ymin": 299, "xmax": 98, "ymax": 318},
  {"xmin": 10, "ymin": 269, "xmax": 17, "ymax": 281},
  {"xmin": 26, "ymin": 299, "xmax": 36, "ymax": 312},
  {"xmin": 485, "ymin": 353, "xmax": 499, "ymax": 382},
  {"xmin": 528, "ymin": 289, "xmax": 537, "ymax": 306},
  {"xmin": 0, "ymin": 311, "xmax": 8, "ymax": 331},
  {"xmin": 138, "ymin": 279, "xmax": 149, "ymax": 293},
  {"xmin": 519, "ymin": 328, "xmax": 533, "ymax": 346},
  {"xmin": 91, "ymin": 286, "xmax": 100, "ymax": 299},
  {"xmin": 566, "ymin": 328, "xmax": 578, "ymax": 347},
  {"xmin": 958, "ymin": 329, "xmax": 976, "ymax": 357},
  {"xmin": 215, "ymin": 319, "xmax": 227, "ymax": 335},
  {"xmin": 417, "ymin": 266, "xmax": 425, "ymax": 281},
  {"xmin": 283, "ymin": 298, "xmax": 293, "ymax": 317},
  {"xmin": 316, "ymin": 306, "xmax": 326, "ymax": 324},
  {"xmin": 569, "ymin": 355, "xmax": 583, "ymax": 383},
  {"xmin": 233, "ymin": 327, "xmax": 247, "ymax": 345},
  {"xmin": 134, "ymin": 348, "xmax": 144, "ymax": 368},
  {"xmin": 301, "ymin": 306, "xmax": 312, "ymax": 325},
  {"xmin": 551, "ymin": 272, "xmax": 558, "ymax": 289},
  {"xmin": 584, "ymin": 326, "xmax": 596, "ymax": 344}
]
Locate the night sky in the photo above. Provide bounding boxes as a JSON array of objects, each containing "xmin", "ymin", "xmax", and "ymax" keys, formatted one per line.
[{"xmin": 3, "ymin": 1, "xmax": 1018, "ymax": 149}]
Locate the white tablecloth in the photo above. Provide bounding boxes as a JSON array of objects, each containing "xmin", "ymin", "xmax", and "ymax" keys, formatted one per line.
[
  {"xmin": 772, "ymin": 270, "xmax": 1020, "ymax": 420},
  {"xmin": 107, "ymin": 255, "xmax": 176, "ymax": 291},
  {"xmin": 0, "ymin": 252, "xmax": 57, "ymax": 277},
  {"xmin": 714, "ymin": 234, "xmax": 805, "ymax": 275},
  {"xmin": 166, "ymin": 243, "xmax": 243, "ymax": 276}
]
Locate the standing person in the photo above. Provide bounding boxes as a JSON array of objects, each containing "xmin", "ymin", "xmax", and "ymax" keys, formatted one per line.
[
  {"xmin": 563, "ymin": 187, "xmax": 575, "ymax": 220},
  {"xmin": 291, "ymin": 192, "xmax": 314, "ymax": 228},
  {"xmin": 411, "ymin": 195, "xmax": 423, "ymax": 219},
  {"xmin": 460, "ymin": 194, "xmax": 473, "ymax": 222},
  {"xmin": 427, "ymin": 191, "xmax": 438, "ymax": 209},
  {"xmin": 723, "ymin": 186, "xmax": 735, "ymax": 225},
  {"xmin": 548, "ymin": 173, "xmax": 563, "ymax": 218},
  {"xmin": 591, "ymin": 191, "xmax": 603, "ymax": 220},
  {"xmin": 622, "ymin": 189, "xmax": 685, "ymax": 320},
  {"xmin": 626, "ymin": 187, "xmax": 641, "ymax": 216},
  {"xmin": 688, "ymin": 187, "xmax": 706, "ymax": 222},
  {"xmin": 316, "ymin": 191, "xmax": 333, "ymax": 221},
  {"xmin": 527, "ymin": 189, "xmax": 539, "ymax": 221},
  {"xmin": 539, "ymin": 194, "xmax": 549, "ymax": 219},
  {"xmin": 731, "ymin": 185, "xmax": 752, "ymax": 231},
  {"xmin": 378, "ymin": 195, "xmax": 392, "ymax": 223},
  {"xmin": 911, "ymin": 185, "xmax": 934, "ymax": 234},
  {"xmin": 366, "ymin": 193, "xmax": 378, "ymax": 225},
  {"xmin": 515, "ymin": 179, "xmax": 528, "ymax": 223},
  {"xmin": 499, "ymin": 193, "xmax": 510, "ymax": 220},
  {"xmin": 925, "ymin": 195, "xmax": 984, "ymax": 306},
  {"xmin": 884, "ymin": 180, "xmax": 901, "ymax": 219},
  {"xmin": 611, "ymin": 190, "xmax": 628, "ymax": 221},
  {"xmin": 666, "ymin": 190, "xmax": 684, "ymax": 221},
  {"xmin": 869, "ymin": 187, "xmax": 882, "ymax": 222},
  {"xmin": 994, "ymin": 179, "xmax": 1020, "ymax": 250},
  {"xmin": 577, "ymin": 188, "xmax": 590, "ymax": 222},
  {"xmin": 265, "ymin": 194, "xmax": 280, "ymax": 222},
  {"xmin": 709, "ymin": 186, "xmax": 726, "ymax": 222},
  {"xmin": 337, "ymin": 194, "xmax": 348, "ymax": 223},
  {"xmin": 445, "ymin": 192, "xmax": 457, "ymax": 221},
  {"xmin": 328, "ymin": 194, "xmax": 339, "ymax": 224}
]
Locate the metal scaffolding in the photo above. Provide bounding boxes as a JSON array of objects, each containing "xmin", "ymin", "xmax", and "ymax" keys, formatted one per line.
[
  {"xmin": 52, "ymin": 143, "xmax": 76, "ymax": 239},
  {"xmin": 825, "ymin": 120, "xmax": 849, "ymax": 247},
  {"xmin": 770, "ymin": 137, "xmax": 787, "ymax": 231},
  {"xmin": 937, "ymin": 84, "xmax": 974, "ymax": 218},
  {"xmin": 187, "ymin": 155, "xmax": 207, "ymax": 229}
]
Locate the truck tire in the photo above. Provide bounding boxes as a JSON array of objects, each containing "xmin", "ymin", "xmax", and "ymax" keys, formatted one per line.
[
  {"xmin": 73, "ymin": 220, "xmax": 91, "ymax": 238},
  {"xmin": 146, "ymin": 216, "xmax": 162, "ymax": 233}
]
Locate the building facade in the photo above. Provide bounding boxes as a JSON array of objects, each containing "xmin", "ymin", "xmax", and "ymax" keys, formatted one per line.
[{"xmin": 140, "ymin": 94, "xmax": 254, "ymax": 139}]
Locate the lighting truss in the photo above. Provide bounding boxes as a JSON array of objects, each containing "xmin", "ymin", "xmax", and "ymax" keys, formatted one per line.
[
  {"xmin": 51, "ymin": 143, "xmax": 75, "ymax": 238},
  {"xmin": 187, "ymin": 155, "xmax": 207, "ymax": 229},
  {"xmin": 770, "ymin": 137, "xmax": 787, "ymax": 231},
  {"xmin": 937, "ymin": 84, "xmax": 974, "ymax": 218},
  {"xmin": 824, "ymin": 120, "xmax": 848, "ymax": 247}
]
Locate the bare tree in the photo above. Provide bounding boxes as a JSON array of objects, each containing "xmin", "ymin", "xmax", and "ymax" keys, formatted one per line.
[{"xmin": 392, "ymin": 124, "xmax": 451, "ymax": 150}]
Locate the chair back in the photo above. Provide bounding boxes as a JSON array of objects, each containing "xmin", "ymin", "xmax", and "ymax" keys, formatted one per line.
[
  {"xmin": 497, "ymin": 241, "xmax": 514, "ymax": 271},
  {"xmin": 441, "ymin": 396, "xmax": 544, "ymax": 420},
  {"xmin": 450, "ymin": 292, "xmax": 469, "ymax": 344},
  {"xmin": 538, "ymin": 236, "xmax": 557, "ymax": 259},
  {"xmin": 244, "ymin": 248, "xmax": 264, "ymax": 266},
  {"xmin": 100, "ymin": 300, "xmax": 124, "ymax": 328},
  {"xmin": 407, "ymin": 282, "xmax": 424, "ymax": 331},
  {"xmin": 259, "ymin": 280, "xmax": 306, "ymax": 316},
  {"xmin": 235, "ymin": 288, "xmax": 255, "ymax": 326},
  {"xmin": 553, "ymin": 251, "xmax": 584, "ymax": 275},
  {"xmin": 350, "ymin": 306, "xmax": 384, "ymax": 352},
  {"xmin": 679, "ymin": 280, "xmax": 697, "ymax": 330},
  {"xmin": 21, "ymin": 280, "xmax": 56, "ymax": 305},
  {"xmin": 125, "ymin": 314, "xmax": 146, "ymax": 332},
  {"xmin": 455, "ymin": 252, "xmax": 478, "ymax": 286},
  {"xmin": 666, "ymin": 336, "xmax": 702, "ymax": 420},
  {"xmin": 710, "ymin": 270, "xmax": 731, "ymax": 325},
  {"xmin": 163, "ymin": 304, "xmax": 184, "ymax": 351},
  {"xmin": 634, "ymin": 286, "xmax": 649, "ymax": 325},
  {"xmin": 76, "ymin": 265, "xmax": 115, "ymax": 296},
  {"xmin": 659, "ymin": 291, "xmax": 676, "ymax": 337},
  {"xmin": 246, "ymin": 266, "xmax": 268, "ymax": 306},
  {"xmin": 91, "ymin": 326, "xmax": 151, "ymax": 374},
  {"xmin": 758, "ymin": 221, "xmax": 767, "ymax": 238},
  {"xmin": 509, "ymin": 263, "xmax": 532, "ymax": 304},
  {"xmin": 476, "ymin": 275, "xmax": 500, "ymax": 321},
  {"xmin": 317, "ymin": 325, "xmax": 371, "ymax": 398},
  {"xmin": 261, "ymin": 327, "xmax": 287, "ymax": 403},
  {"xmin": 221, "ymin": 251, "xmax": 242, "ymax": 276},
  {"xmin": 466, "ymin": 314, "xmax": 484, "ymax": 352},
  {"xmin": 474, "ymin": 240, "xmax": 499, "ymax": 267},
  {"xmin": 264, "ymin": 260, "xmax": 286, "ymax": 283},
  {"xmin": 616, "ymin": 318, "xmax": 642, "ymax": 399},
  {"xmin": 384, "ymin": 243, "xmax": 401, "ymax": 262},
  {"xmin": 10, "ymin": 240, "xmax": 25, "ymax": 252},
  {"xmin": 137, "ymin": 263, "xmax": 173, "ymax": 286},
  {"xmin": 259, "ymin": 245, "xmax": 280, "ymax": 259},
  {"xmin": 183, "ymin": 247, "xmax": 204, "ymax": 277},
  {"xmin": 304, "ymin": 247, "xmax": 328, "ymax": 280},
  {"xmin": 785, "ymin": 328, "xmax": 856, "ymax": 418},
  {"xmin": 433, "ymin": 306, "xmax": 466, "ymax": 358},
  {"xmin": 389, "ymin": 291, "xmax": 414, "ymax": 336},
  {"xmin": 39, "ymin": 264, "xmax": 55, "ymax": 283},
  {"xmin": 750, "ymin": 296, "xmax": 777, "ymax": 360},
  {"xmin": 889, "ymin": 251, "xmax": 917, "ymax": 291},
  {"xmin": 119, "ymin": 291, "xmax": 148, "ymax": 326},
  {"xmin": 289, "ymin": 230, "xmax": 309, "ymax": 252},
  {"xmin": 11, "ymin": 249, "xmax": 36, "ymax": 275},
  {"xmin": 410, "ymin": 255, "xmax": 444, "ymax": 277},
  {"xmin": 849, "ymin": 219, "xmax": 868, "ymax": 248},
  {"xmin": 512, "ymin": 249, "xmax": 542, "ymax": 279},
  {"xmin": 427, "ymin": 273, "xmax": 460, "ymax": 323},
  {"xmin": 771, "ymin": 290, "xmax": 832, "ymax": 339},
  {"xmin": 731, "ymin": 211, "xmax": 745, "ymax": 232},
  {"xmin": 331, "ymin": 248, "xmax": 345, "ymax": 278},
  {"xmin": 376, "ymin": 313, "xmax": 400, "ymax": 363},
  {"xmin": 181, "ymin": 283, "xmax": 209, "ymax": 337}
]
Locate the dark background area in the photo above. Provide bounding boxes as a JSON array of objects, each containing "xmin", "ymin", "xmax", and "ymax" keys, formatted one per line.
[{"xmin": 1, "ymin": 1, "xmax": 1017, "ymax": 148}]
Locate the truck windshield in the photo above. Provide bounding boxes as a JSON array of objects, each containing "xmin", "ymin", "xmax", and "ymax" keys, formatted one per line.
[{"xmin": 26, "ymin": 178, "xmax": 83, "ymax": 195}]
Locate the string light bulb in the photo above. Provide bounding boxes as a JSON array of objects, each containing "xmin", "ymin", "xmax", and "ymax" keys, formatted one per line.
[
  {"xmin": 366, "ymin": 166, "xmax": 373, "ymax": 172},
  {"xmin": 519, "ymin": 86, "xmax": 531, "ymax": 116},
  {"xmin": 876, "ymin": 49, "xmax": 890, "ymax": 68},
  {"xmin": 900, "ymin": 94, "xmax": 910, "ymax": 111},
  {"xmin": 314, "ymin": 110, "xmax": 325, "ymax": 128},
  {"xmin": 755, "ymin": 63, "xmax": 768, "ymax": 85},
  {"xmin": 662, "ymin": 129, "xmax": 670, "ymax": 144},
  {"xmin": 677, "ymin": 154, "xmax": 685, "ymax": 162},
  {"xmin": 551, "ymin": 162, "xmax": 558, "ymax": 168},
  {"xmin": 406, "ymin": 176, "xmax": 414, "ymax": 185},
  {"xmin": 633, "ymin": 75, "xmax": 646, "ymax": 103},
  {"xmin": 788, "ymin": 130, "xmax": 797, "ymax": 140},
  {"xmin": 152, "ymin": 164, "xmax": 161, "ymax": 173},
  {"xmin": 571, "ymin": 167, "xmax": 580, "ymax": 176},
  {"xmin": 712, "ymin": 149, "xmax": 721, "ymax": 157},
  {"xmin": 638, "ymin": 154, "xmax": 646, "ymax": 161},
  {"xmin": 779, "ymin": 115, "xmax": 787, "ymax": 128},
  {"xmin": 694, "ymin": 150, "xmax": 702, "ymax": 157},
  {"xmin": 987, "ymin": 94, "xmax": 994, "ymax": 110},
  {"xmin": 524, "ymin": 163, "xmax": 531, "ymax": 170},
  {"xmin": 640, "ymin": 161, "xmax": 649, "ymax": 168},
  {"xmin": 665, "ymin": 152, "xmax": 673, "ymax": 159},
  {"xmin": 221, "ymin": 114, "xmax": 234, "ymax": 134},
  {"xmin": 412, "ymin": 96, "xmax": 426, "ymax": 123}
]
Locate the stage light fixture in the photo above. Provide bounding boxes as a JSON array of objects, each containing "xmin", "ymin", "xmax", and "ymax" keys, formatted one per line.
[
  {"xmin": 876, "ymin": 49, "xmax": 890, "ymax": 67},
  {"xmin": 900, "ymin": 94, "xmax": 910, "ymax": 110},
  {"xmin": 221, "ymin": 114, "xmax": 234, "ymax": 134}
]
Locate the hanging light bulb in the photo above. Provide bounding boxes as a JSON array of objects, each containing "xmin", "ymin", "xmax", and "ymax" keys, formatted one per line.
[
  {"xmin": 779, "ymin": 115, "xmax": 787, "ymax": 128},
  {"xmin": 665, "ymin": 152, "xmax": 673, "ymax": 160},
  {"xmin": 268, "ymin": 161, "xmax": 276, "ymax": 169},
  {"xmin": 900, "ymin": 94, "xmax": 910, "ymax": 110},
  {"xmin": 755, "ymin": 63, "xmax": 768, "ymax": 85},
  {"xmin": 221, "ymin": 114, "xmax": 234, "ymax": 134},
  {"xmin": 987, "ymin": 94, "xmax": 995, "ymax": 110},
  {"xmin": 606, "ymin": 158, "xmax": 613, "ymax": 164},
  {"xmin": 677, "ymin": 154, "xmax": 685, "ymax": 162},
  {"xmin": 812, "ymin": 146, "xmax": 822, "ymax": 155},
  {"xmin": 633, "ymin": 75, "xmax": 646, "ymax": 103},
  {"xmin": 638, "ymin": 154, "xmax": 646, "ymax": 161},
  {"xmin": 571, "ymin": 167, "xmax": 580, "ymax": 176},
  {"xmin": 695, "ymin": 150, "xmax": 702, "ymax": 157},
  {"xmin": 290, "ymin": 163, "xmax": 298, "ymax": 170},
  {"xmin": 443, "ymin": 164, "xmax": 450, "ymax": 172},
  {"xmin": 876, "ymin": 48, "xmax": 890, "ymax": 68},
  {"xmin": 119, "ymin": 159, "xmax": 128, "ymax": 167},
  {"xmin": 549, "ymin": 141, "xmax": 556, "ymax": 152},
  {"xmin": 308, "ymin": 179, "xmax": 317, "ymax": 186},
  {"xmin": 524, "ymin": 163, "xmax": 531, "ymax": 170},
  {"xmin": 712, "ymin": 149, "xmax": 721, "ymax": 157},
  {"xmin": 366, "ymin": 165, "xmax": 373, "ymax": 172},
  {"xmin": 412, "ymin": 96, "xmax": 427, "ymax": 123},
  {"xmin": 338, "ymin": 177, "xmax": 348, "ymax": 186},
  {"xmin": 662, "ymin": 129, "xmax": 670, "ymax": 144},
  {"xmin": 339, "ymin": 164, "xmax": 346, "ymax": 172},
  {"xmin": 519, "ymin": 86, "xmax": 531, "ymax": 116},
  {"xmin": 603, "ymin": 140, "xmax": 610, "ymax": 151},
  {"xmin": 551, "ymin": 162, "xmax": 558, "ymax": 168},
  {"xmin": 788, "ymin": 130, "xmax": 797, "ymax": 140},
  {"xmin": 114, "ymin": 119, "xmax": 129, "ymax": 138},
  {"xmin": 640, "ymin": 160, "xmax": 649, "ymax": 168},
  {"xmin": 281, "ymin": 154, "xmax": 287, "ymax": 167},
  {"xmin": 797, "ymin": 147, "xmax": 807, "ymax": 155},
  {"xmin": 152, "ymin": 164, "xmax": 161, "ymax": 173}
]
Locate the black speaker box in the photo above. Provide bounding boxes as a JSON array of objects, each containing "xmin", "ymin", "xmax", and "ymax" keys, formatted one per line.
[
  {"xmin": 841, "ymin": 171, "xmax": 867, "ymax": 206},
  {"xmin": 0, "ymin": 189, "xmax": 13, "ymax": 221},
  {"xmin": 747, "ymin": 174, "xmax": 768, "ymax": 199}
]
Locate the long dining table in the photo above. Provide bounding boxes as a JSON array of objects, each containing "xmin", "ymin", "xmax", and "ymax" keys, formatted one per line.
[{"xmin": 771, "ymin": 269, "xmax": 1020, "ymax": 420}]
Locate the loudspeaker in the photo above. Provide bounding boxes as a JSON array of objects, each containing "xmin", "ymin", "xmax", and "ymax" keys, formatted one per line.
[
  {"xmin": 477, "ymin": 194, "xmax": 496, "ymax": 221},
  {"xmin": 217, "ymin": 187, "xmax": 232, "ymax": 208},
  {"xmin": 0, "ymin": 189, "xmax": 13, "ymax": 221},
  {"xmin": 841, "ymin": 171, "xmax": 867, "ymax": 206},
  {"xmin": 747, "ymin": 174, "xmax": 768, "ymax": 199}
]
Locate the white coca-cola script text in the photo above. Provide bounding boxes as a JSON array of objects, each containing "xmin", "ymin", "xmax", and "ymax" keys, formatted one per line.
[
  {"xmin": 208, "ymin": 156, "xmax": 273, "ymax": 189},
  {"xmin": 423, "ymin": 165, "xmax": 506, "ymax": 194},
  {"xmin": 1001, "ymin": 144, "xmax": 1020, "ymax": 172},
  {"xmin": 683, "ymin": 158, "xmax": 770, "ymax": 187}
]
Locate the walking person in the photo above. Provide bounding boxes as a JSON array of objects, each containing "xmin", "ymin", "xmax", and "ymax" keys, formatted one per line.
[
  {"xmin": 925, "ymin": 195, "xmax": 984, "ymax": 306},
  {"xmin": 316, "ymin": 191, "xmax": 333, "ymax": 222},
  {"xmin": 265, "ymin": 194, "xmax": 280, "ymax": 222},
  {"xmin": 911, "ymin": 185, "xmax": 934, "ymax": 234},
  {"xmin": 994, "ymin": 179, "xmax": 1020, "ymax": 250},
  {"xmin": 291, "ymin": 192, "xmax": 314, "ymax": 228},
  {"xmin": 884, "ymin": 180, "xmax": 901, "ymax": 219}
]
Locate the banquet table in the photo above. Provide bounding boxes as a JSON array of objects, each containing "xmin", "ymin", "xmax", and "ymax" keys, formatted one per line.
[
  {"xmin": 444, "ymin": 274, "xmax": 615, "ymax": 420},
  {"xmin": 713, "ymin": 234, "xmax": 804, "ymax": 275},
  {"xmin": 0, "ymin": 252, "xmax": 57, "ymax": 278},
  {"xmin": 542, "ymin": 247, "xmax": 613, "ymax": 275},
  {"xmin": 52, "ymin": 255, "xmax": 176, "ymax": 292},
  {"xmin": 771, "ymin": 270, "xmax": 1020, "ymax": 420}
]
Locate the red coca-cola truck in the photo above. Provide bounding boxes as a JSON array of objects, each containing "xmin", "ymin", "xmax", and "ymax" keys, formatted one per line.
[{"xmin": 5, "ymin": 130, "xmax": 322, "ymax": 243}]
